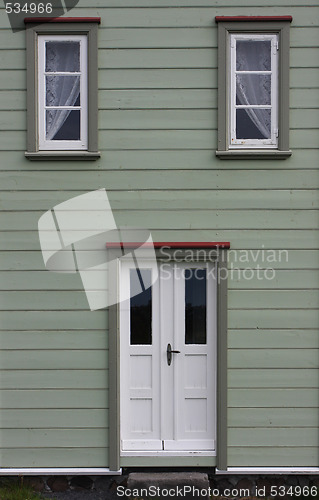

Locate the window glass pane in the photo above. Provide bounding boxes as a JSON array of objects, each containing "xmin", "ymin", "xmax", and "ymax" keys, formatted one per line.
[
  {"xmin": 46, "ymin": 75, "xmax": 80, "ymax": 107},
  {"xmin": 236, "ymin": 40, "xmax": 271, "ymax": 71},
  {"xmin": 236, "ymin": 108, "xmax": 271, "ymax": 139},
  {"xmin": 236, "ymin": 74, "xmax": 271, "ymax": 106},
  {"xmin": 46, "ymin": 41, "xmax": 80, "ymax": 72},
  {"xmin": 185, "ymin": 268, "xmax": 206, "ymax": 345},
  {"xmin": 46, "ymin": 110, "xmax": 80, "ymax": 141},
  {"xmin": 130, "ymin": 269, "xmax": 152, "ymax": 345}
]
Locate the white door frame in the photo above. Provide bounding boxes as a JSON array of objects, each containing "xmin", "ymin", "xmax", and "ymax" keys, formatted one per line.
[{"xmin": 119, "ymin": 258, "xmax": 217, "ymax": 457}]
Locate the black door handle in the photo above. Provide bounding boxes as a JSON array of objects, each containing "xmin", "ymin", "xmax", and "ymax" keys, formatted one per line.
[{"xmin": 167, "ymin": 343, "xmax": 180, "ymax": 366}]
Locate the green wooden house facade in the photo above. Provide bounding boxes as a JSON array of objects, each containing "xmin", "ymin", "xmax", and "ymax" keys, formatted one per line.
[{"xmin": 0, "ymin": 0, "xmax": 318, "ymax": 474}]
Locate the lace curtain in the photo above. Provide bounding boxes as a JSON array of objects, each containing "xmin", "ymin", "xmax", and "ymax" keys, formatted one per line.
[
  {"xmin": 46, "ymin": 42, "xmax": 80, "ymax": 141},
  {"xmin": 236, "ymin": 41, "xmax": 271, "ymax": 139}
]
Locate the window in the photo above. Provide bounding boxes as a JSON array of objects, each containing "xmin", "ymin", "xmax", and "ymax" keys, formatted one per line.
[
  {"xmin": 25, "ymin": 18, "xmax": 100, "ymax": 160},
  {"xmin": 215, "ymin": 16, "xmax": 292, "ymax": 159}
]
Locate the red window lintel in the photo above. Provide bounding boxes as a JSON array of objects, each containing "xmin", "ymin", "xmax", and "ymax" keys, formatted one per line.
[
  {"xmin": 215, "ymin": 15, "xmax": 292, "ymax": 22},
  {"xmin": 24, "ymin": 17, "xmax": 101, "ymax": 24}
]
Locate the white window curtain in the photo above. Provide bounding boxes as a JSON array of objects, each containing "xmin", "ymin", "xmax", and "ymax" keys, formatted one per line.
[
  {"xmin": 46, "ymin": 43, "xmax": 80, "ymax": 140},
  {"xmin": 236, "ymin": 41, "xmax": 271, "ymax": 139}
]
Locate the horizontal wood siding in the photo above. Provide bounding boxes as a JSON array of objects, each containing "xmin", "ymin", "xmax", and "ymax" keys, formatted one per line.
[{"xmin": 0, "ymin": 0, "xmax": 318, "ymax": 469}]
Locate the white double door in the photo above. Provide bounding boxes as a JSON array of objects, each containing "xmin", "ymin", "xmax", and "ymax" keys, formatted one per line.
[{"xmin": 120, "ymin": 260, "xmax": 216, "ymax": 454}]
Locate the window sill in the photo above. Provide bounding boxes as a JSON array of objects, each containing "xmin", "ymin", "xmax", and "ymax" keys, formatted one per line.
[
  {"xmin": 216, "ymin": 150, "xmax": 292, "ymax": 160},
  {"xmin": 25, "ymin": 151, "xmax": 101, "ymax": 161}
]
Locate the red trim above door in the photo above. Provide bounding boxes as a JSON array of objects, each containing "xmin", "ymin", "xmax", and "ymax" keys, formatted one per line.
[{"xmin": 106, "ymin": 242, "xmax": 231, "ymax": 249}]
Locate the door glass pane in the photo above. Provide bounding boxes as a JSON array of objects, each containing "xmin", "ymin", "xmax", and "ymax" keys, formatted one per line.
[
  {"xmin": 130, "ymin": 269, "xmax": 152, "ymax": 345},
  {"xmin": 236, "ymin": 74, "xmax": 271, "ymax": 106},
  {"xmin": 236, "ymin": 40, "xmax": 271, "ymax": 71},
  {"xmin": 185, "ymin": 268, "xmax": 206, "ymax": 344},
  {"xmin": 236, "ymin": 108, "xmax": 271, "ymax": 139},
  {"xmin": 46, "ymin": 41, "xmax": 80, "ymax": 73}
]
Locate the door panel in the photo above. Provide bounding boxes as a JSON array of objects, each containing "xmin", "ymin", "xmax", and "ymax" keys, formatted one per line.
[
  {"xmin": 120, "ymin": 260, "xmax": 216, "ymax": 454},
  {"xmin": 120, "ymin": 261, "xmax": 161, "ymax": 451}
]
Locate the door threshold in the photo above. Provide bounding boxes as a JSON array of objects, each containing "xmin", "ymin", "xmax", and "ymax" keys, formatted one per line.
[{"xmin": 121, "ymin": 451, "xmax": 216, "ymax": 457}]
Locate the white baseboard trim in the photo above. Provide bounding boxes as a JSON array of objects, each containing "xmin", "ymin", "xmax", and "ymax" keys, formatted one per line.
[
  {"xmin": 216, "ymin": 467, "xmax": 319, "ymax": 475},
  {"xmin": 0, "ymin": 468, "xmax": 122, "ymax": 476}
]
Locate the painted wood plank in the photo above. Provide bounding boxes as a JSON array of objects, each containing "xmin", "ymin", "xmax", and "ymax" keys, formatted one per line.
[
  {"xmin": 0, "ymin": 90, "xmax": 25, "ymax": 110},
  {"xmin": 0, "ymin": 350, "xmax": 108, "ymax": 370},
  {"xmin": 4, "ymin": 109, "xmax": 319, "ymax": 133},
  {"xmin": 229, "ymin": 270, "xmax": 319, "ymax": 289},
  {"xmin": 0, "ymin": 429, "xmax": 108, "ymax": 448},
  {"xmin": 1, "ymin": 289, "xmax": 318, "ymax": 311},
  {"xmin": 228, "ymin": 329, "xmax": 319, "ymax": 349},
  {"xmin": 0, "ymin": 209, "xmax": 317, "ymax": 231},
  {"xmin": 0, "ymin": 389, "xmax": 108, "ymax": 409},
  {"xmin": 2, "ymin": 108, "xmax": 319, "ymax": 132},
  {"xmin": 3, "ymin": 61, "xmax": 306, "ymax": 90},
  {"xmin": 228, "ymin": 447, "xmax": 319, "ymax": 467},
  {"xmin": 1, "ymin": 25, "xmax": 317, "ymax": 51},
  {"xmin": 1, "ymin": 129, "xmax": 319, "ymax": 150},
  {"xmin": 229, "ymin": 408, "xmax": 319, "ymax": 428},
  {"xmin": 0, "ymin": 409, "xmax": 108, "ymax": 429},
  {"xmin": 0, "ymin": 448, "xmax": 108, "ymax": 468},
  {"xmin": 0, "ymin": 89, "xmax": 315, "ymax": 113},
  {"xmin": 97, "ymin": 108, "xmax": 317, "ymax": 129},
  {"xmin": 228, "ymin": 310, "xmax": 319, "ymax": 330},
  {"xmin": 0, "ymin": 88, "xmax": 318, "ymax": 111},
  {"xmin": 0, "ymin": 311, "xmax": 108, "ymax": 330},
  {"xmin": 99, "ymin": 26, "xmax": 319, "ymax": 49},
  {"xmin": 0, "ymin": 111, "xmax": 26, "ymax": 130},
  {"xmin": 0, "ymin": 290, "xmax": 92, "ymax": 309},
  {"xmin": 73, "ymin": 0, "xmax": 319, "ymax": 7},
  {"xmin": 229, "ymin": 349, "xmax": 319, "ymax": 369},
  {"xmin": 0, "ymin": 7, "xmax": 315, "ymax": 28},
  {"xmin": 229, "ymin": 290, "xmax": 319, "ymax": 309},
  {"xmin": 228, "ymin": 250, "xmax": 319, "ymax": 270},
  {"xmin": 1, "ymin": 170, "xmax": 318, "ymax": 190},
  {"xmin": 101, "ymin": 88, "xmax": 319, "ymax": 109},
  {"xmin": 0, "ymin": 370, "xmax": 108, "ymax": 389},
  {"xmin": 228, "ymin": 388, "xmax": 319, "ymax": 408},
  {"xmin": 229, "ymin": 428, "xmax": 319, "ymax": 447},
  {"xmin": 1, "ymin": 190, "xmax": 318, "ymax": 214},
  {"xmin": 0, "ymin": 331, "xmax": 108, "ymax": 350},
  {"xmin": 2, "ymin": 67, "xmax": 221, "ymax": 88},
  {"xmin": 0, "ymin": 271, "xmax": 95, "ymax": 290},
  {"xmin": 1, "ymin": 150, "xmax": 319, "ymax": 173},
  {"xmin": 229, "ymin": 369, "xmax": 319, "ymax": 388},
  {"xmin": 1, "ymin": 230, "xmax": 319, "ymax": 251}
]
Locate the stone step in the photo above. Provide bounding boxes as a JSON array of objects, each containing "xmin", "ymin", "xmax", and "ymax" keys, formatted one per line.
[{"xmin": 127, "ymin": 472, "xmax": 209, "ymax": 498}]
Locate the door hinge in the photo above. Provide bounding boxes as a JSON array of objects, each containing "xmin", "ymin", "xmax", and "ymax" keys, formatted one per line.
[{"xmin": 275, "ymin": 128, "xmax": 279, "ymax": 138}]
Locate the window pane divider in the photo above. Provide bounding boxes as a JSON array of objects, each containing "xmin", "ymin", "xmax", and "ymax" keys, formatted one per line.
[
  {"xmin": 45, "ymin": 106, "xmax": 82, "ymax": 110},
  {"xmin": 235, "ymin": 70, "xmax": 272, "ymax": 74},
  {"xmin": 235, "ymin": 104, "xmax": 272, "ymax": 108},
  {"xmin": 44, "ymin": 72, "xmax": 81, "ymax": 76}
]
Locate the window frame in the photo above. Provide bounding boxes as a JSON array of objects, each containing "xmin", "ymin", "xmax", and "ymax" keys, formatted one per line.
[
  {"xmin": 230, "ymin": 33, "xmax": 278, "ymax": 148},
  {"xmin": 38, "ymin": 34, "xmax": 88, "ymax": 151},
  {"xmin": 215, "ymin": 17, "xmax": 292, "ymax": 159},
  {"xmin": 25, "ymin": 18, "xmax": 100, "ymax": 160}
]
